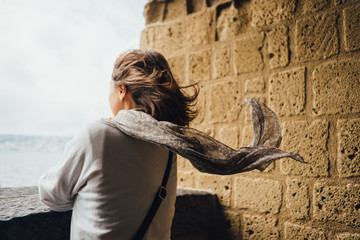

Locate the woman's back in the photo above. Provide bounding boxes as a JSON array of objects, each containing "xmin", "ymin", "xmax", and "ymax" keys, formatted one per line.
[{"xmin": 39, "ymin": 118, "xmax": 177, "ymax": 240}]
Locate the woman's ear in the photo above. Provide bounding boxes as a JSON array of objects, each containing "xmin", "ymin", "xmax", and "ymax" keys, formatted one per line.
[{"xmin": 117, "ymin": 84, "xmax": 127, "ymax": 102}]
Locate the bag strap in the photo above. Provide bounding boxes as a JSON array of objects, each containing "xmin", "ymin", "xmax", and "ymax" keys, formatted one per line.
[{"xmin": 132, "ymin": 151, "xmax": 174, "ymax": 240}]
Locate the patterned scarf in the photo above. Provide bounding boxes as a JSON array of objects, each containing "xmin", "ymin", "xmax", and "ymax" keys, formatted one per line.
[{"xmin": 102, "ymin": 98, "xmax": 306, "ymax": 175}]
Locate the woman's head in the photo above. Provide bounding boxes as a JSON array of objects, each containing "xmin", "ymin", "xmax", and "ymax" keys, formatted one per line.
[{"xmin": 109, "ymin": 49, "xmax": 199, "ymax": 126}]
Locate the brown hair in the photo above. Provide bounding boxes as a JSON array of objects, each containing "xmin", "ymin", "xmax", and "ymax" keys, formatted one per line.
[{"xmin": 111, "ymin": 49, "xmax": 199, "ymax": 126}]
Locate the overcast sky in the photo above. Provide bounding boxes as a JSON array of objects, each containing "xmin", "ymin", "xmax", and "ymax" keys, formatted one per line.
[{"xmin": 0, "ymin": 0, "xmax": 148, "ymax": 137}]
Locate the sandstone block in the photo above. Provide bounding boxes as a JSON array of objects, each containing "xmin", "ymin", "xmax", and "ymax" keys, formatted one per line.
[
  {"xmin": 343, "ymin": 4, "xmax": 360, "ymax": 52},
  {"xmin": 337, "ymin": 119, "xmax": 360, "ymax": 178},
  {"xmin": 168, "ymin": 55, "xmax": 186, "ymax": 84},
  {"xmin": 234, "ymin": 33, "xmax": 264, "ymax": 74},
  {"xmin": 216, "ymin": 2, "xmax": 250, "ymax": 41},
  {"xmin": 176, "ymin": 155, "xmax": 186, "ymax": 169},
  {"xmin": 265, "ymin": 25, "xmax": 289, "ymax": 69},
  {"xmin": 312, "ymin": 58, "xmax": 360, "ymax": 115},
  {"xmin": 284, "ymin": 222, "xmax": 326, "ymax": 240},
  {"xmin": 269, "ymin": 67, "xmax": 306, "ymax": 116},
  {"xmin": 187, "ymin": 8, "xmax": 213, "ymax": 47},
  {"xmin": 251, "ymin": 0, "xmax": 296, "ymax": 27},
  {"xmin": 336, "ymin": 232, "xmax": 360, "ymax": 240},
  {"xmin": 177, "ymin": 170, "xmax": 195, "ymax": 188},
  {"xmin": 334, "ymin": 0, "xmax": 358, "ymax": 5},
  {"xmin": 187, "ymin": 0, "xmax": 208, "ymax": 14},
  {"xmin": 190, "ymin": 85, "xmax": 207, "ymax": 125},
  {"xmin": 303, "ymin": 0, "xmax": 329, "ymax": 14},
  {"xmin": 140, "ymin": 26, "xmax": 158, "ymax": 50},
  {"xmin": 188, "ymin": 50, "xmax": 211, "ymax": 83},
  {"xmin": 242, "ymin": 214, "xmax": 279, "ymax": 240},
  {"xmin": 157, "ymin": 20, "xmax": 186, "ymax": 53},
  {"xmin": 280, "ymin": 120, "xmax": 329, "ymax": 177},
  {"xmin": 313, "ymin": 182, "xmax": 360, "ymax": 227},
  {"xmin": 163, "ymin": 0, "xmax": 187, "ymax": 21},
  {"xmin": 295, "ymin": 11, "xmax": 338, "ymax": 62},
  {"xmin": 218, "ymin": 125, "xmax": 239, "ymax": 149},
  {"xmin": 213, "ymin": 44, "xmax": 231, "ymax": 79},
  {"xmin": 208, "ymin": 80, "xmax": 241, "ymax": 123},
  {"xmin": 234, "ymin": 177, "xmax": 282, "ymax": 213},
  {"xmin": 224, "ymin": 209, "xmax": 241, "ymax": 240},
  {"xmin": 285, "ymin": 178, "xmax": 310, "ymax": 219},
  {"xmin": 244, "ymin": 76, "xmax": 265, "ymax": 93},
  {"xmin": 196, "ymin": 174, "xmax": 232, "ymax": 207},
  {"xmin": 143, "ymin": 1, "xmax": 165, "ymax": 25}
]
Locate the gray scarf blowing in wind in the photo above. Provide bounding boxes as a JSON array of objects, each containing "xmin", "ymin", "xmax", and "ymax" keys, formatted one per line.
[{"xmin": 102, "ymin": 98, "xmax": 306, "ymax": 175}]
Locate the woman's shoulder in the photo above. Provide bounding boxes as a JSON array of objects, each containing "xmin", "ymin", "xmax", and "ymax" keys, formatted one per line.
[
  {"xmin": 68, "ymin": 118, "xmax": 124, "ymax": 146},
  {"xmin": 81, "ymin": 118, "xmax": 126, "ymax": 139}
]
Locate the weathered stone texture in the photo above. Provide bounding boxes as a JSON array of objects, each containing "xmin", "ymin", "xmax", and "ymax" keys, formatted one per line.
[
  {"xmin": 168, "ymin": 55, "xmax": 185, "ymax": 84},
  {"xmin": 196, "ymin": 174, "xmax": 232, "ymax": 207},
  {"xmin": 234, "ymin": 33, "xmax": 264, "ymax": 74},
  {"xmin": 143, "ymin": 1, "xmax": 165, "ymax": 25},
  {"xmin": 157, "ymin": 20, "xmax": 186, "ymax": 53},
  {"xmin": 140, "ymin": 26, "xmax": 157, "ymax": 50},
  {"xmin": 163, "ymin": 0, "xmax": 187, "ymax": 21},
  {"xmin": 312, "ymin": 58, "xmax": 360, "ymax": 115},
  {"xmin": 213, "ymin": 44, "xmax": 231, "ymax": 79},
  {"xmin": 336, "ymin": 232, "xmax": 360, "ymax": 240},
  {"xmin": 251, "ymin": 0, "xmax": 296, "ymax": 26},
  {"xmin": 190, "ymin": 85, "xmax": 207, "ymax": 125},
  {"xmin": 285, "ymin": 178, "xmax": 310, "ymax": 219},
  {"xmin": 269, "ymin": 67, "xmax": 306, "ymax": 116},
  {"xmin": 303, "ymin": 0, "xmax": 329, "ymax": 14},
  {"xmin": 242, "ymin": 214, "xmax": 279, "ymax": 240},
  {"xmin": 218, "ymin": 125, "xmax": 239, "ymax": 149},
  {"xmin": 245, "ymin": 76, "xmax": 265, "ymax": 93},
  {"xmin": 177, "ymin": 170, "xmax": 195, "ymax": 187},
  {"xmin": 265, "ymin": 25, "xmax": 289, "ymax": 69},
  {"xmin": 208, "ymin": 81, "xmax": 241, "ymax": 123},
  {"xmin": 284, "ymin": 222, "xmax": 326, "ymax": 240},
  {"xmin": 334, "ymin": 0, "xmax": 358, "ymax": 5},
  {"xmin": 216, "ymin": 2, "xmax": 250, "ymax": 41},
  {"xmin": 313, "ymin": 182, "xmax": 360, "ymax": 227},
  {"xmin": 234, "ymin": 177, "xmax": 282, "ymax": 213},
  {"xmin": 187, "ymin": 8, "xmax": 213, "ymax": 47},
  {"xmin": 280, "ymin": 120, "xmax": 329, "ymax": 177},
  {"xmin": 295, "ymin": 11, "xmax": 338, "ymax": 62},
  {"xmin": 343, "ymin": 4, "xmax": 360, "ymax": 52},
  {"xmin": 188, "ymin": 50, "xmax": 211, "ymax": 83},
  {"xmin": 187, "ymin": 0, "xmax": 208, "ymax": 14},
  {"xmin": 224, "ymin": 210, "xmax": 241, "ymax": 240},
  {"xmin": 337, "ymin": 119, "xmax": 360, "ymax": 178}
]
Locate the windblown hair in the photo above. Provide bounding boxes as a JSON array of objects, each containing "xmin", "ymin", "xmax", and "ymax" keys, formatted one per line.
[{"xmin": 112, "ymin": 49, "xmax": 199, "ymax": 126}]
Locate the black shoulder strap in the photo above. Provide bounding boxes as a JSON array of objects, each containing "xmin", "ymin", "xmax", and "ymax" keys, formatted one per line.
[{"xmin": 132, "ymin": 151, "xmax": 174, "ymax": 240}]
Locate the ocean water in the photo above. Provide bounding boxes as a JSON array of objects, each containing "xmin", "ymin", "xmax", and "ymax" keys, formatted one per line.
[{"xmin": 0, "ymin": 150, "xmax": 63, "ymax": 188}]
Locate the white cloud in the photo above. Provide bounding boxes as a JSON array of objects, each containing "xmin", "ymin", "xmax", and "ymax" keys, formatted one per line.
[{"xmin": 0, "ymin": 0, "xmax": 148, "ymax": 136}]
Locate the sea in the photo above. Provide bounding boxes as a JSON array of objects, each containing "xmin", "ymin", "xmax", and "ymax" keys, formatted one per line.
[
  {"xmin": 0, "ymin": 150, "xmax": 63, "ymax": 188},
  {"xmin": 0, "ymin": 134, "xmax": 72, "ymax": 188}
]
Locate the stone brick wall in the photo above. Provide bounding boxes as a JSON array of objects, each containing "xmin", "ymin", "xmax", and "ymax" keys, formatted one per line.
[{"xmin": 140, "ymin": 0, "xmax": 360, "ymax": 239}]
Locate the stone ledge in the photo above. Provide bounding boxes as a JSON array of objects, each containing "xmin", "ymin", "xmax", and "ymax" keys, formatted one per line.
[{"xmin": 0, "ymin": 187, "xmax": 229, "ymax": 240}]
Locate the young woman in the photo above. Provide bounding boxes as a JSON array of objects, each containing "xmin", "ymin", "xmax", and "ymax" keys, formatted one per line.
[
  {"xmin": 38, "ymin": 49, "xmax": 198, "ymax": 240},
  {"xmin": 39, "ymin": 49, "xmax": 305, "ymax": 240}
]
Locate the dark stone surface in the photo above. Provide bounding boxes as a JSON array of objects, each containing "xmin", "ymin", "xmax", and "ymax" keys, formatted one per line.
[{"xmin": 0, "ymin": 187, "xmax": 230, "ymax": 240}]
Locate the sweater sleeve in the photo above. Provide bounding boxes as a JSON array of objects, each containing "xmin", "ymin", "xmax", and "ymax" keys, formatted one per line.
[{"xmin": 38, "ymin": 125, "xmax": 91, "ymax": 212}]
